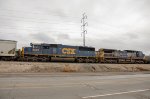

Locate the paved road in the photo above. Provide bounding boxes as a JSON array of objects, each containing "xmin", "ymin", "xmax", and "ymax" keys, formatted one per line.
[{"xmin": 0, "ymin": 73, "xmax": 150, "ymax": 99}]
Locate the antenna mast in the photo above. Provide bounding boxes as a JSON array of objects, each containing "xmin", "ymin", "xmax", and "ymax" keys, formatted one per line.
[{"xmin": 81, "ymin": 13, "xmax": 88, "ymax": 47}]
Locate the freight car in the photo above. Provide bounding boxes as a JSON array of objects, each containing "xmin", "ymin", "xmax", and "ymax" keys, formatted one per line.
[
  {"xmin": 18, "ymin": 43, "xmax": 96, "ymax": 63},
  {"xmin": 0, "ymin": 39, "xmax": 17, "ymax": 61}
]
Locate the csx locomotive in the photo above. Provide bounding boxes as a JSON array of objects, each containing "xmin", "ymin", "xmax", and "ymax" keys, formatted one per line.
[
  {"xmin": 21, "ymin": 43, "xmax": 96, "ymax": 63},
  {"xmin": 0, "ymin": 39, "xmax": 150, "ymax": 63}
]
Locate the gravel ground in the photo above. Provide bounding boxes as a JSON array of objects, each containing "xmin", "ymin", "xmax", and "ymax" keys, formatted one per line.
[{"xmin": 0, "ymin": 61, "xmax": 150, "ymax": 73}]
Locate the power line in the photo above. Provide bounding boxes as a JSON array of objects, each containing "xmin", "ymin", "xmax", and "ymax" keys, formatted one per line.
[{"xmin": 81, "ymin": 13, "xmax": 88, "ymax": 47}]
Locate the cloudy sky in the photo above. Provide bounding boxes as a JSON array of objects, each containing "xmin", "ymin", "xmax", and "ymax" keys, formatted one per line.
[{"xmin": 0, "ymin": 0, "xmax": 150, "ymax": 54}]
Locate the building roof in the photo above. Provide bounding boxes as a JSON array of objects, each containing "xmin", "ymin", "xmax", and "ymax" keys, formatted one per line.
[{"xmin": 0, "ymin": 39, "xmax": 17, "ymax": 42}]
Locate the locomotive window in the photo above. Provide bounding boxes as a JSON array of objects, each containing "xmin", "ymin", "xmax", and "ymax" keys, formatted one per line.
[
  {"xmin": 79, "ymin": 47, "xmax": 95, "ymax": 51},
  {"xmin": 50, "ymin": 44, "xmax": 58, "ymax": 48},
  {"xmin": 105, "ymin": 50, "xmax": 114, "ymax": 53},
  {"xmin": 43, "ymin": 46, "xmax": 49, "ymax": 49},
  {"xmin": 33, "ymin": 45, "xmax": 40, "ymax": 49},
  {"xmin": 89, "ymin": 48, "xmax": 95, "ymax": 51},
  {"xmin": 103, "ymin": 49, "xmax": 116, "ymax": 53}
]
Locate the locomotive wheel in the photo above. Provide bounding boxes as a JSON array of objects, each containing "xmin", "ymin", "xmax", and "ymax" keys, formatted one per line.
[
  {"xmin": 27, "ymin": 58, "xmax": 32, "ymax": 62},
  {"xmin": 85, "ymin": 59, "xmax": 90, "ymax": 63},
  {"xmin": 37, "ymin": 58, "xmax": 42, "ymax": 62},
  {"xmin": 114, "ymin": 60, "xmax": 118, "ymax": 64},
  {"xmin": 77, "ymin": 58, "xmax": 83, "ymax": 63},
  {"xmin": 24, "ymin": 56, "xmax": 29, "ymax": 61},
  {"xmin": 32, "ymin": 57, "xmax": 38, "ymax": 62},
  {"xmin": 42, "ymin": 57, "xmax": 48, "ymax": 62},
  {"xmin": 41, "ymin": 57, "xmax": 47, "ymax": 62},
  {"xmin": 140, "ymin": 61, "xmax": 144, "ymax": 64},
  {"xmin": 90, "ymin": 59, "xmax": 95, "ymax": 63},
  {"xmin": 1, "ymin": 57, "xmax": 7, "ymax": 61},
  {"xmin": 104, "ymin": 59, "xmax": 108, "ymax": 63}
]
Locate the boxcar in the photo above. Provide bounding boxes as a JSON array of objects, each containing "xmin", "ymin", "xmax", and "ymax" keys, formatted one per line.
[{"xmin": 0, "ymin": 39, "xmax": 17, "ymax": 60}]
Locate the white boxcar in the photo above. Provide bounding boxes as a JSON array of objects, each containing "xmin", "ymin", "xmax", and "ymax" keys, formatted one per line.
[{"xmin": 0, "ymin": 39, "xmax": 17, "ymax": 57}]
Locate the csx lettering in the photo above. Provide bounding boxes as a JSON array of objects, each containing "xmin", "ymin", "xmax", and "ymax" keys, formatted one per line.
[{"xmin": 62, "ymin": 48, "xmax": 76, "ymax": 54}]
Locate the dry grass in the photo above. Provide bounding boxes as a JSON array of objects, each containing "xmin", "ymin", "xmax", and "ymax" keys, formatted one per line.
[{"xmin": 0, "ymin": 61, "xmax": 150, "ymax": 73}]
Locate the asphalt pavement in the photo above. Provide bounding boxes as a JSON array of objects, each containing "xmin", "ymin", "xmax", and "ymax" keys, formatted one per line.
[{"xmin": 0, "ymin": 73, "xmax": 150, "ymax": 99}]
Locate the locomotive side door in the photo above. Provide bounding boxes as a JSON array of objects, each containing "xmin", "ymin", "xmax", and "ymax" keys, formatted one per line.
[
  {"xmin": 52, "ymin": 48, "xmax": 57, "ymax": 54},
  {"xmin": 42, "ymin": 46, "xmax": 50, "ymax": 55},
  {"xmin": 50, "ymin": 44, "xmax": 58, "ymax": 55}
]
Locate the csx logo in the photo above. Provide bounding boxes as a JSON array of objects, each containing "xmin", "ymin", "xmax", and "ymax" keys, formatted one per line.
[{"xmin": 62, "ymin": 48, "xmax": 76, "ymax": 54}]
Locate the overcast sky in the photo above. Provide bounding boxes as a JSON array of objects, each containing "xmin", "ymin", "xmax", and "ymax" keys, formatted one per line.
[{"xmin": 0, "ymin": 0, "xmax": 150, "ymax": 54}]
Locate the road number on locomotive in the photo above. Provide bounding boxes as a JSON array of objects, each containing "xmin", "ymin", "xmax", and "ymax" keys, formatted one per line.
[{"xmin": 62, "ymin": 48, "xmax": 76, "ymax": 54}]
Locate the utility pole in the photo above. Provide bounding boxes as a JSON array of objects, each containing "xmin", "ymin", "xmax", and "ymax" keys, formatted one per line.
[{"xmin": 81, "ymin": 13, "xmax": 88, "ymax": 47}]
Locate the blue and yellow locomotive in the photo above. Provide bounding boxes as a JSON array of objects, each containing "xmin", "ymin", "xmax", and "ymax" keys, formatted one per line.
[{"xmin": 20, "ymin": 43, "xmax": 96, "ymax": 63}]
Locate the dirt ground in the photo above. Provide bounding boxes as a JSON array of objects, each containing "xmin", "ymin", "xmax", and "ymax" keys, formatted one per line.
[{"xmin": 0, "ymin": 61, "xmax": 150, "ymax": 73}]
